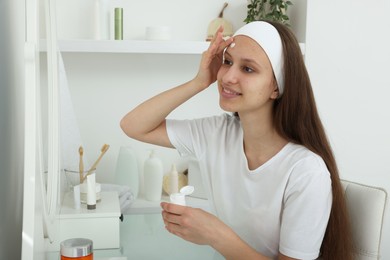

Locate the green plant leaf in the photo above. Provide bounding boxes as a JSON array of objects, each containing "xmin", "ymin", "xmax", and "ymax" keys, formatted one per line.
[{"xmin": 244, "ymin": 0, "xmax": 292, "ymax": 25}]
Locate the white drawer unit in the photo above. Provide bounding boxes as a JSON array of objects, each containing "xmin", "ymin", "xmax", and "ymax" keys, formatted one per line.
[{"xmin": 47, "ymin": 191, "xmax": 121, "ymax": 251}]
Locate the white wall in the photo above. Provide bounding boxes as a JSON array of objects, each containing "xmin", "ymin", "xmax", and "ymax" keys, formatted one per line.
[{"xmin": 305, "ymin": 0, "xmax": 390, "ymax": 258}]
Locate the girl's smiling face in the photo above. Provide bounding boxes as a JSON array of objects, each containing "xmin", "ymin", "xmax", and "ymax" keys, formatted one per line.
[{"xmin": 217, "ymin": 35, "xmax": 279, "ymax": 116}]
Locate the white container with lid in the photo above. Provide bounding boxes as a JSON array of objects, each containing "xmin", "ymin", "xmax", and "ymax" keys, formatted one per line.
[
  {"xmin": 170, "ymin": 186, "xmax": 195, "ymax": 206},
  {"xmin": 145, "ymin": 26, "xmax": 171, "ymax": 41}
]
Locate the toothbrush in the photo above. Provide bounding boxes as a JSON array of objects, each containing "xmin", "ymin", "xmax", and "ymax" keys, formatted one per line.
[
  {"xmin": 83, "ymin": 144, "xmax": 110, "ymax": 182},
  {"xmin": 79, "ymin": 146, "xmax": 84, "ymax": 183}
]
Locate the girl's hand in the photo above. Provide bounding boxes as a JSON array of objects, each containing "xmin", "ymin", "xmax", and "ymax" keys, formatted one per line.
[
  {"xmin": 194, "ymin": 26, "xmax": 234, "ymax": 90},
  {"xmin": 161, "ymin": 202, "xmax": 234, "ymax": 247}
]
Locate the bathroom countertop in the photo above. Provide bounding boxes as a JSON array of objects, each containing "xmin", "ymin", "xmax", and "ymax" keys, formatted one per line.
[{"xmin": 46, "ymin": 213, "xmax": 219, "ymax": 260}]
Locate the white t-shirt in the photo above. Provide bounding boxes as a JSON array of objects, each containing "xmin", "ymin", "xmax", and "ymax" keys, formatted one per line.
[{"xmin": 166, "ymin": 114, "xmax": 332, "ymax": 260}]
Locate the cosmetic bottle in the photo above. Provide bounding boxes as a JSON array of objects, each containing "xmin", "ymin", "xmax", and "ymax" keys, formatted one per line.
[
  {"xmin": 73, "ymin": 184, "xmax": 81, "ymax": 210},
  {"xmin": 86, "ymin": 173, "xmax": 97, "ymax": 210},
  {"xmin": 114, "ymin": 7, "xmax": 123, "ymax": 40},
  {"xmin": 94, "ymin": 0, "xmax": 109, "ymax": 39},
  {"xmin": 114, "ymin": 146, "xmax": 139, "ymax": 198},
  {"xmin": 143, "ymin": 150, "xmax": 163, "ymax": 201},
  {"xmin": 168, "ymin": 164, "xmax": 179, "ymax": 195}
]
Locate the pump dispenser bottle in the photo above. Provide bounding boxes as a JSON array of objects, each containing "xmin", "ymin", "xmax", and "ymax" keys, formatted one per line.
[{"xmin": 143, "ymin": 150, "xmax": 163, "ymax": 201}]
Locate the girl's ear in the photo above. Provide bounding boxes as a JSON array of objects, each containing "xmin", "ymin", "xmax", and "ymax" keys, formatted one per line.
[
  {"xmin": 270, "ymin": 80, "xmax": 280, "ymax": 100},
  {"xmin": 271, "ymin": 88, "xmax": 279, "ymax": 100}
]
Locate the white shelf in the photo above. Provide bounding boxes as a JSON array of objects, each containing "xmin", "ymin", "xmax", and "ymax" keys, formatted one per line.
[
  {"xmin": 40, "ymin": 39, "xmax": 210, "ymax": 54},
  {"xmin": 39, "ymin": 39, "xmax": 306, "ymax": 55}
]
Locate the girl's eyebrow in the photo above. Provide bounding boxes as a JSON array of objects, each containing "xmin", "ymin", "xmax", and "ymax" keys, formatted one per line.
[{"xmin": 224, "ymin": 50, "xmax": 262, "ymax": 68}]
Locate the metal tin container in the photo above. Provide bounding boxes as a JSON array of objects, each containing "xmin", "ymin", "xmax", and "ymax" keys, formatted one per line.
[{"xmin": 60, "ymin": 238, "xmax": 93, "ymax": 260}]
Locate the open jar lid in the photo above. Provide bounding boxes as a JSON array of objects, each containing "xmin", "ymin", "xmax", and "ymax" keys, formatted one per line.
[{"xmin": 180, "ymin": 185, "xmax": 194, "ymax": 196}]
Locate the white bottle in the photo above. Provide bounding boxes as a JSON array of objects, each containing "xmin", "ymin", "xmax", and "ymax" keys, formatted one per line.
[
  {"xmin": 143, "ymin": 150, "xmax": 163, "ymax": 201},
  {"xmin": 168, "ymin": 164, "xmax": 179, "ymax": 195},
  {"xmin": 114, "ymin": 146, "xmax": 139, "ymax": 198},
  {"xmin": 94, "ymin": 0, "xmax": 110, "ymax": 40},
  {"xmin": 86, "ymin": 173, "xmax": 96, "ymax": 210}
]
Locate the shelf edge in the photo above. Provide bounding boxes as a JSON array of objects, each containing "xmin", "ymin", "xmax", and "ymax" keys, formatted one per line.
[
  {"xmin": 39, "ymin": 39, "xmax": 209, "ymax": 54},
  {"xmin": 39, "ymin": 39, "xmax": 306, "ymax": 55}
]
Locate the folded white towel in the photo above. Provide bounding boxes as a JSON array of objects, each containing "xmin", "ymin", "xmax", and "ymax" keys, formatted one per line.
[
  {"xmin": 120, "ymin": 198, "xmax": 133, "ymax": 213},
  {"xmin": 119, "ymin": 190, "xmax": 133, "ymax": 205},
  {"xmin": 101, "ymin": 183, "xmax": 135, "ymax": 213},
  {"xmin": 101, "ymin": 183, "xmax": 131, "ymax": 197}
]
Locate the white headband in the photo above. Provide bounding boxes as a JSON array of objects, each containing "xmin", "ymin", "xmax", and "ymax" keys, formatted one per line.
[{"xmin": 233, "ymin": 21, "xmax": 284, "ymax": 96}]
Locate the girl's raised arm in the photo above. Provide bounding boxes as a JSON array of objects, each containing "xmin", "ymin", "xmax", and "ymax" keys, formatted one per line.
[{"xmin": 120, "ymin": 27, "xmax": 233, "ymax": 147}]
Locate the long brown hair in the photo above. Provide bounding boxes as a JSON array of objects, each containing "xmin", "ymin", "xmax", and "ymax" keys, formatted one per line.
[{"xmin": 267, "ymin": 21, "xmax": 354, "ymax": 259}]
